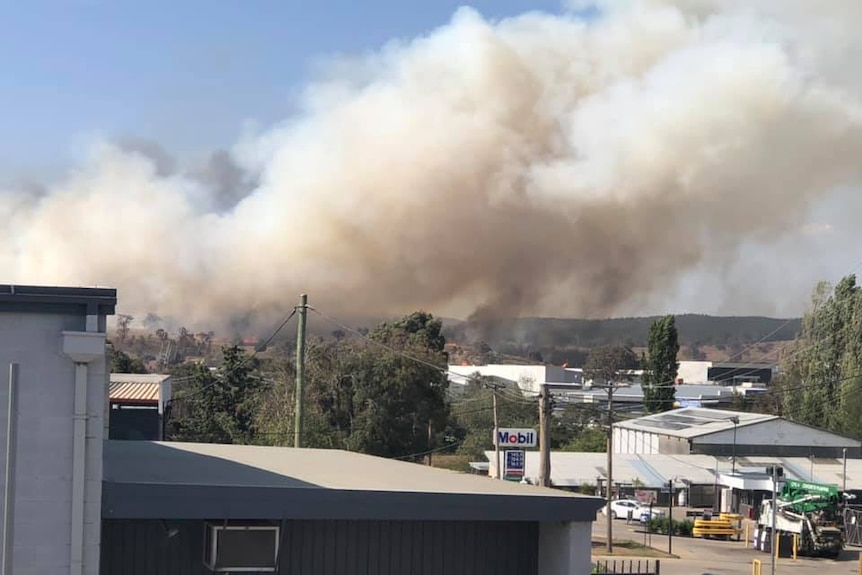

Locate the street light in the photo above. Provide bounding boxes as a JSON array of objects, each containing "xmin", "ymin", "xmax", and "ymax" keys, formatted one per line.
[{"xmin": 729, "ymin": 416, "xmax": 740, "ymax": 476}]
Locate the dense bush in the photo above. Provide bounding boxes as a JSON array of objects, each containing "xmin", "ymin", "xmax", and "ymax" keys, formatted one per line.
[{"xmin": 646, "ymin": 518, "xmax": 694, "ymax": 536}]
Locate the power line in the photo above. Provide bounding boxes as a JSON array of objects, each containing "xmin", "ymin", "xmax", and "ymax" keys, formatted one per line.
[
  {"xmin": 391, "ymin": 439, "xmax": 465, "ymax": 461},
  {"xmin": 169, "ymin": 308, "xmax": 298, "ymax": 404}
]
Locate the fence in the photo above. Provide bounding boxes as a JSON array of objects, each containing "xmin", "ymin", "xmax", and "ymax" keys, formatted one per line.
[
  {"xmin": 846, "ymin": 507, "xmax": 862, "ymax": 547},
  {"xmin": 592, "ymin": 559, "xmax": 660, "ymax": 574}
]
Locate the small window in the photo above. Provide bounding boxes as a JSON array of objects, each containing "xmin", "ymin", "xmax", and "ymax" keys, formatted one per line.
[{"xmin": 204, "ymin": 523, "xmax": 279, "ymax": 572}]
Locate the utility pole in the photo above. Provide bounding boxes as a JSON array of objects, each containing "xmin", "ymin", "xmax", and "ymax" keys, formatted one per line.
[
  {"xmin": 492, "ymin": 385, "xmax": 501, "ymax": 479},
  {"xmin": 293, "ymin": 294, "xmax": 308, "ymax": 448},
  {"xmin": 843, "ymin": 448, "xmax": 848, "ymax": 493},
  {"xmin": 770, "ymin": 465, "xmax": 777, "ymax": 575},
  {"xmin": 427, "ymin": 421, "xmax": 433, "ymax": 466},
  {"xmin": 606, "ymin": 384, "xmax": 615, "ymax": 554},
  {"xmin": 668, "ymin": 479, "xmax": 674, "ymax": 555},
  {"xmin": 730, "ymin": 416, "xmax": 739, "ymax": 476},
  {"xmin": 539, "ymin": 383, "xmax": 551, "ymax": 487}
]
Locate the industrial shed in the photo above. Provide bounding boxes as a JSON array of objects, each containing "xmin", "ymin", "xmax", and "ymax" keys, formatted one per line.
[
  {"xmin": 108, "ymin": 373, "xmax": 172, "ymax": 440},
  {"xmin": 613, "ymin": 407, "xmax": 860, "ymax": 458},
  {"xmin": 102, "ymin": 441, "xmax": 603, "ymax": 575},
  {"xmin": 492, "ymin": 451, "xmax": 862, "ymax": 510}
]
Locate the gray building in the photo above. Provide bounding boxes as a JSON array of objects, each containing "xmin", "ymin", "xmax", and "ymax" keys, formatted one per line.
[
  {"xmin": 613, "ymin": 407, "xmax": 861, "ymax": 458},
  {"xmin": 0, "ymin": 284, "xmax": 604, "ymax": 575},
  {"xmin": 0, "ymin": 284, "xmax": 116, "ymax": 575},
  {"xmin": 103, "ymin": 441, "xmax": 602, "ymax": 575}
]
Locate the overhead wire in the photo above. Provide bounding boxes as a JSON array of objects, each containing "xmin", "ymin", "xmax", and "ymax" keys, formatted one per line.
[{"xmin": 169, "ymin": 307, "xmax": 298, "ymax": 403}]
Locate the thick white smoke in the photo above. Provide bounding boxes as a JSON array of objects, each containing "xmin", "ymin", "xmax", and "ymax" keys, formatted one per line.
[{"xmin": 3, "ymin": 0, "xmax": 862, "ymax": 327}]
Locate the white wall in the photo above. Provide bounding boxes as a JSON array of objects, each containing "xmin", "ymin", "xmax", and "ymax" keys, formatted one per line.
[
  {"xmin": 613, "ymin": 428, "xmax": 659, "ymax": 455},
  {"xmin": 676, "ymin": 361, "xmax": 712, "ymax": 384},
  {"xmin": 448, "ymin": 365, "xmax": 581, "ymax": 394},
  {"xmin": 538, "ymin": 521, "xmax": 593, "ymax": 575},
  {"xmin": 0, "ymin": 310, "xmax": 107, "ymax": 575}
]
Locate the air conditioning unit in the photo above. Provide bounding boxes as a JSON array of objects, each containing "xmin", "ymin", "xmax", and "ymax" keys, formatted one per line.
[{"xmin": 204, "ymin": 523, "xmax": 279, "ymax": 572}]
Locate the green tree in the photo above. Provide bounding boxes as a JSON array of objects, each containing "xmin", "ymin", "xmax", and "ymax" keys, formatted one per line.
[
  {"xmin": 449, "ymin": 375, "xmax": 537, "ymax": 459},
  {"xmin": 109, "ymin": 347, "xmax": 147, "ymax": 373},
  {"xmin": 116, "ymin": 314, "xmax": 133, "ymax": 344},
  {"xmin": 584, "ymin": 345, "xmax": 639, "ymax": 386},
  {"xmin": 166, "ymin": 345, "xmax": 264, "ymax": 443},
  {"xmin": 255, "ymin": 311, "xmax": 451, "ymax": 458},
  {"xmin": 641, "ymin": 315, "xmax": 680, "ymax": 413},
  {"xmin": 780, "ymin": 275, "xmax": 862, "ymax": 437},
  {"xmin": 560, "ymin": 427, "xmax": 606, "ymax": 452}
]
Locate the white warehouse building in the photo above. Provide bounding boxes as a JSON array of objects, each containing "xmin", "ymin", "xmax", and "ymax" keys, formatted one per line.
[
  {"xmin": 613, "ymin": 407, "xmax": 860, "ymax": 459},
  {"xmin": 448, "ymin": 364, "xmax": 582, "ymax": 394}
]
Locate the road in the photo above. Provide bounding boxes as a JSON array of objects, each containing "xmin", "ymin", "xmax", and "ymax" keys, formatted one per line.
[{"xmin": 591, "ymin": 514, "xmax": 861, "ymax": 575}]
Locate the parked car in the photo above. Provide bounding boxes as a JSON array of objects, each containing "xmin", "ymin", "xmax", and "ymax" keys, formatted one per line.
[{"xmin": 600, "ymin": 499, "xmax": 665, "ymax": 522}]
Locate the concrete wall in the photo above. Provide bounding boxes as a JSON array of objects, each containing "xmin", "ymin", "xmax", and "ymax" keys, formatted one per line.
[
  {"xmin": 0, "ymin": 311, "xmax": 107, "ymax": 574},
  {"xmin": 538, "ymin": 521, "xmax": 592, "ymax": 575}
]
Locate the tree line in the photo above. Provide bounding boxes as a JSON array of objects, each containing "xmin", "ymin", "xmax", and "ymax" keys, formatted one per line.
[
  {"xmin": 112, "ymin": 311, "xmax": 682, "ymax": 462},
  {"xmin": 755, "ymin": 275, "xmax": 862, "ymax": 438}
]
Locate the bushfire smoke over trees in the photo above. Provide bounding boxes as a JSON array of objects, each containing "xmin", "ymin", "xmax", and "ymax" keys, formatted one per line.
[{"xmin": 3, "ymin": 0, "xmax": 862, "ymax": 329}]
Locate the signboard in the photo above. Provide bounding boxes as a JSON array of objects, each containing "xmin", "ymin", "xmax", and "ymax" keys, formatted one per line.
[
  {"xmin": 494, "ymin": 428, "xmax": 537, "ymax": 448},
  {"xmin": 635, "ymin": 489, "xmax": 657, "ymax": 504},
  {"xmin": 504, "ymin": 450, "xmax": 525, "ymax": 479}
]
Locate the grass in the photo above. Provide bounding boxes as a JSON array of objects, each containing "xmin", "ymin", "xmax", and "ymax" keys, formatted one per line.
[{"xmin": 591, "ymin": 539, "xmax": 675, "ymax": 558}]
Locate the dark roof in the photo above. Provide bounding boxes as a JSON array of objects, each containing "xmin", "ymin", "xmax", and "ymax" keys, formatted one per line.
[
  {"xmin": 102, "ymin": 441, "xmax": 603, "ymax": 522},
  {"xmin": 0, "ymin": 284, "xmax": 116, "ymax": 316}
]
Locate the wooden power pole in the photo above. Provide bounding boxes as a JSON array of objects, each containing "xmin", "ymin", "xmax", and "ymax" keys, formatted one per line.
[
  {"xmin": 492, "ymin": 387, "xmax": 501, "ymax": 479},
  {"xmin": 539, "ymin": 384, "xmax": 551, "ymax": 487},
  {"xmin": 606, "ymin": 385, "xmax": 615, "ymax": 553},
  {"xmin": 293, "ymin": 294, "xmax": 308, "ymax": 448}
]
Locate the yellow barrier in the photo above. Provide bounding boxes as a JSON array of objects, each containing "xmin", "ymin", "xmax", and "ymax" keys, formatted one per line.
[
  {"xmin": 745, "ymin": 524, "xmax": 750, "ymax": 549},
  {"xmin": 752, "ymin": 559, "xmax": 762, "ymax": 575},
  {"xmin": 693, "ymin": 518, "xmax": 743, "ymax": 539}
]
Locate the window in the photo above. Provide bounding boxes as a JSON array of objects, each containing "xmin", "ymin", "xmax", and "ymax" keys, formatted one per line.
[{"xmin": 204, "ymin": 523, "xmax": 279, "ymax": 572}]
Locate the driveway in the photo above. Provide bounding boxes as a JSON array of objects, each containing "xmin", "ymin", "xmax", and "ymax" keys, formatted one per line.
[{"xmin": 591, "ymin": 514, "xmax": 860, "ymax": 575}]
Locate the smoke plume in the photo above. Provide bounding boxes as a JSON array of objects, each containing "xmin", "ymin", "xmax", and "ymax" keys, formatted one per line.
[{"xmin": 3, "ymin": 0, "xmax": 862, "ymax": 327}]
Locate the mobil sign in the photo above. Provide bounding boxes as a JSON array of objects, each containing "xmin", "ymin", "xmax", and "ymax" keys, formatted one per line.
[{"xmin": 494, "ymin": 428, "xmax": 537, "ymax": 448}]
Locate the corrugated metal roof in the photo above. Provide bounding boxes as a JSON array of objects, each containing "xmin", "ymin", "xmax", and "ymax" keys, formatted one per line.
[
  {"xmin": 484, "ymin": 451, "xmax": 862, "ymax": 490},
  {"xmin": 109, "ymin": 374, "xmax": 170, "ymax": 403},
  {"xmin": 615, "ymin": 406, "xmax": 776, "ymax": 439},
  {"xmin": 109, "ymin": 381, "xmax": 159, "ymax": 403}
]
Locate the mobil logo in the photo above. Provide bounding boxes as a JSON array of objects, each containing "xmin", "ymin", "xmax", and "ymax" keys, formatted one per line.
[{"xmin": 494, "ymin": 428, "xmax": 537, "ymax": 447}]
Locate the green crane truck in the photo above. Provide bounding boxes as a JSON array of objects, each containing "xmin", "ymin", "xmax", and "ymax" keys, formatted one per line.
[{"xmin": 756, "ymin": 479, "xmax": 844, "ymax": 557}]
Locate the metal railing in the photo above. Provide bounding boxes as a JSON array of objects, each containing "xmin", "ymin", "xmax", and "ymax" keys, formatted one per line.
[{"xmin": 591, "ymin": 559, "xmax": 660, "ymax": 574}]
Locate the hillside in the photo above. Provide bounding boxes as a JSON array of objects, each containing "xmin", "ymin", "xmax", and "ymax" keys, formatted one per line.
[
  {"xmin": 111, "ymin": 314, "xmax": 800, "ymax": 370},
  {"xmin": 442, "ymin": 314, "xmax": 801, "ymax": 367}
]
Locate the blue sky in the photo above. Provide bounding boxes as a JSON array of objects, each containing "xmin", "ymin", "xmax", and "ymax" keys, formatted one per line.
[{"xmin": 0, "ymin": 0, "xmax": 569, "ymax": 180}]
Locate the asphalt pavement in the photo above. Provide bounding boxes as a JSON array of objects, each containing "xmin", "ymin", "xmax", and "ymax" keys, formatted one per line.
[{"xmin": 591, "ymin": 513, "xmax": 861, "ymax": 575}]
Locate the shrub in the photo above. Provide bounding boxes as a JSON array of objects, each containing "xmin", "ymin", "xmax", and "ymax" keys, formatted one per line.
[{"xmin": 646, "ymin": 517, "xmax": 694, "ymax": 536}]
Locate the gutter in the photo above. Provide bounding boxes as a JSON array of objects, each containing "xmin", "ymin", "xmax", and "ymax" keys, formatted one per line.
[
  {"xmin": 63, "ymin": 313, "xmax": 103, "ymax": 575},
  {"xmin": 70, "ymin": 362, "xmax": 88, "ymax": 575},
  {"xmin": 2, "ymin": 364, "xmax": 18, "ymax": 575}
]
